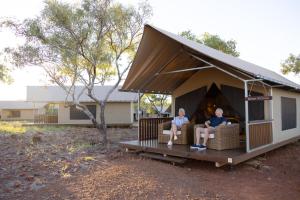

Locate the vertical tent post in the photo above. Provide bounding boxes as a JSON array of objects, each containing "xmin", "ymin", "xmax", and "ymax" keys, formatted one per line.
[
  {"xmin": 137, "ymin": 90, "xmax": 140, "ymax": 141},
  {"xmin": 244, "ymin": 81, "xmax": 250, "ymax": 152},
  {"xmin": 269, "ymin": 87, "xmax": 274, "ymax": 144}
]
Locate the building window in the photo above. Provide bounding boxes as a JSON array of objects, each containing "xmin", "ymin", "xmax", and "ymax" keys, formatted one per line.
[
  {"xmin": 70, "ymin": 105, "xmax": 96, "ymax": 120},
  {"xmin": 8, "ymin": 110, "xmax": 21, "ymax": 118},
  {"xmin": 281, "ymin": 97, "xmax": 297, "ymax": 130}
]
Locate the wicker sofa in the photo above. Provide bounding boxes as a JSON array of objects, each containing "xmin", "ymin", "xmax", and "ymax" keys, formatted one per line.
[
  {"xmin": 194, "ymin": 123, "xmax": 240, "ymax": 150},
  {"xmin": 158, "ymin": 121, "xmax": 194, "ymax": 145}
]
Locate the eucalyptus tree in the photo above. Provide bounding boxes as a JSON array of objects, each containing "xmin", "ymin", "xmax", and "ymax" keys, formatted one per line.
[
  {"xmin": 180, "ymin": 30, "xmax": 240, "ymax": 57},
  {"xmin": 281, "ymin": 53, "xmax": 300, "ymax": 75},
  {"xmin": 0, "ymin": 64, "xmax": 12, "ymax": 83},
  {"xmin": 0, "ymin": 0, "xmax": 152, "ymax": 148}
]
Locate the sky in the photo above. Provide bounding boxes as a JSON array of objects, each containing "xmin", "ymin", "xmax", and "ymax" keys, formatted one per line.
[{"xmin": 0, "ymin": 0, "xmax": 299, "ymax": 100}]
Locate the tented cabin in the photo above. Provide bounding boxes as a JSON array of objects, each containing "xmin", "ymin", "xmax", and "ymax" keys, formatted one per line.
[{"xmin": 120, "ymin": 25, "xmax": 300, "ymax": 167}]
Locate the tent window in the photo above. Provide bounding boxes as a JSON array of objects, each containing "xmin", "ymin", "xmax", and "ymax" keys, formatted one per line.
[
  {"xmin": 70, "ymin": 105, "xmax": 96, "ymax": 120},
  {"xmin": 281, "ymin": 97, "xmax": 297, "ymax": 130}
]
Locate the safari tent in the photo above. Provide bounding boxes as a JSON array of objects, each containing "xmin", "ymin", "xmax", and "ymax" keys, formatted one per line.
[{"xmin": 120, "ymin": 24, "xmax": 300, "ymax": 167}]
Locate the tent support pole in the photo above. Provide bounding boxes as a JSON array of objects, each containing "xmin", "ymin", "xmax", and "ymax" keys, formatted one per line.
[
  {"xmin": 269, "ymin": 87, "xmax": 274, "ymax": 144},
  {"xmin": 138, "ymin": 49, "xmax": 182, "ymax": 91},
  {"xmin": 137, "ymin": 90, "xmax": 141, "ymax": 141},
  {"xmin": 188, "ymin": 53, "xmax": 246, "ymax": 82},
  {"xmin": 244, "ymin": 81, "xmax": 250, "ymax": 152}
]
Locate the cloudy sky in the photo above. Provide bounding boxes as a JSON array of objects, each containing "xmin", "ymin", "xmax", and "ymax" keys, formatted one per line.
[{"xmin": 0, "ymin": 0, "xmax": 299, "ymax": 100}]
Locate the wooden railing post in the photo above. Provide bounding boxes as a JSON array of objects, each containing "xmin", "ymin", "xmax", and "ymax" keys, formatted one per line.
[{"xmin": 138, "ymin": 117, "xmax": 172, "ymax": 141}]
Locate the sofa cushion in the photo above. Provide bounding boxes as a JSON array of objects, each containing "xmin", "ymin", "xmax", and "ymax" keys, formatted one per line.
[
  {"xmin": 162, "ymin": 130, "xmax": 182, "ymax": 135},
  {"xmin": 200, "ymin": 133, "xmax": 215, "ymax": 138}
]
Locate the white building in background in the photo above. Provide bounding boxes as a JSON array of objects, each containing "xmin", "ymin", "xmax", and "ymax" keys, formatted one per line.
[
  {"xmin": 26, "ymin": 86, "xmax": 138, "ymax": 126},
  {"xmin": 0, "ymin": 101, "xmax": 46, "ymax": 121}
]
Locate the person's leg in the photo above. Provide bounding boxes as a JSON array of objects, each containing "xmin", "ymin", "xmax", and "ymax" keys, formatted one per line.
[
  {"xmin": 174, "ymin": 125, "xmax": 179, "ymax": 140},
  {"xmin": 202, "ymin": 128, "xmax": 209, "ymax": 146},
  {"xmin": 195, "ymin": 127, "xmax": 205, "ymax": 145},
  {"xmin": 169, "ymin": 124, "xmax": 177, "ymax": 141}
]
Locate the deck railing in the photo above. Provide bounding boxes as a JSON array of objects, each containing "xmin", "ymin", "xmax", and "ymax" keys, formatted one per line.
[
  {"xmin": 34, "ymin": 114, "xmax": 58, "ymax": 124},
  {"xmin": 139, "ymin": 117, "xmax": 172, "ymax": 141},
  {"xmin": 249, "ymin": 120, "xmax": 273, "ymax": 150}
]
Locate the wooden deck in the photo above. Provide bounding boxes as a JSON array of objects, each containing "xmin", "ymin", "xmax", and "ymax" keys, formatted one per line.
[
  {"xmin": 121, "ymin": 135, "xmax": 300, "ymax": 166},
  {"xmin": 121, "ymin": 139, "xmax": 246, "ymax": 166}
]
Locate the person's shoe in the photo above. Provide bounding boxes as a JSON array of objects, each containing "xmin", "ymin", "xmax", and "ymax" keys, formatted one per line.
[
  {"xmin": 167, "ymin": 140, "xmax": 173, "ymax": 146},
  {"xmin": 174, "ymin": 135, "xmax": 178, "ymax": 140},
  {"xmin": 198, "ymin": 144, "xmax": 207, "ymax": 150},
  {"xmin": 190, "ymin": 144, "xmax": 201, "ymax": 150}
]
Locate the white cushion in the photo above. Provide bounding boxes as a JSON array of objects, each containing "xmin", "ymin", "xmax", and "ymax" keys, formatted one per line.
[
  {"xmin": 200, "ymin": 133, "xmax": 215, "ymax": 138},
  {"xmin": 162, "ymin": 130, "xmax": 182, "ymax": 135}
]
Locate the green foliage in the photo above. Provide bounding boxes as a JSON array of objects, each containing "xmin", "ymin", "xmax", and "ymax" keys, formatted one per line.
[
  {"xmin": 0, "ymin": 121, "xmax": 68, "ymax": 135},
  {"xmin": 0, "ymin": 0, "xmax": 151, "ymax": 86},
  {"xmin": 141, "ymin": 94, "xmax": 171, "ymax": 115},
  {"xmin": 179, "ymin": 30, "xmax": 240, "ymax": 57},
  {"xmin": 0, "ymin": 121, "xmax": 26, "ymax": 134},
  {"xmin": 0, "ymin": 64, "xmax": 12, "ymax": 83},
  {"xmin": 281, "ymin": 54, "xmax": 300, "ymax": 75}
]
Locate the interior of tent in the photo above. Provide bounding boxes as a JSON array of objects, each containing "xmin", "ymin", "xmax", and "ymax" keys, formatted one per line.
[{"xmin": 175, "ymin": 82, "xmax": 266, "ymax": 135}]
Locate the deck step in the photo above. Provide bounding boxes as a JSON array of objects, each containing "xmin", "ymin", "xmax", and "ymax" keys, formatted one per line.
[{"xmin": 139, "ymin": 152, "xmax": 187, "ymax": 164}]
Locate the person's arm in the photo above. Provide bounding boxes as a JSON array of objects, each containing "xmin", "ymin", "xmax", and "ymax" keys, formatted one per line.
[
  {"xmin": 205, "ymin": 120, "xmax": 211, "ymax": 128},
  {"xmin": 217, "ymin": 118, "xmax": 227, "ymax": 127},
  {"xmin": 171, "ymin": 117, "xmax": 176, "ymax": 125},
  {"xmin": 183, "ymin": 117, "xmax": 189, "ymax": 124},
  {"xmin": 219, "ymin": 121, "xmax": 226, "ymax": 126}
]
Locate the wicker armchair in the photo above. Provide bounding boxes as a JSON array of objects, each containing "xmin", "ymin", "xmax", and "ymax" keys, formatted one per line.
[
  {"xmin": 158, "ymin": 121, "xmax": 194, "ymax": 145},
  {"xmin": 194, "ymin": 123, "xmax": 240, "ymax": 150}
]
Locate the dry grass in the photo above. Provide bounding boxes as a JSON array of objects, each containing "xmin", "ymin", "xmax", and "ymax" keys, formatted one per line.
[
  {"xmin": 0, "ymin": 121, "xmax": 68, "ymax": 135},
  {"xmin": 0, "ymin": 121, "xmax": 27, "ymax": 134}
]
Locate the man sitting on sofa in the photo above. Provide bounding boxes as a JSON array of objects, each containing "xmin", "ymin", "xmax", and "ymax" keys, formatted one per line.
[{"xmin": 190, "ymin": 108, "xmax": 227, "ymax": 150}]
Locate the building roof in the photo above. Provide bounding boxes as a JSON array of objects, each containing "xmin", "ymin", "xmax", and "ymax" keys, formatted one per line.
[
  {"xmin": 27, "ymin": 86, "xmax": 138, "ymax": 103},
  {"xmin": 0, "ymin": 101, "xmax": 46, "ymax": 109},
  {"xmin": 122, "ymin": 24, "xmax": 300, "ymax": 94}
]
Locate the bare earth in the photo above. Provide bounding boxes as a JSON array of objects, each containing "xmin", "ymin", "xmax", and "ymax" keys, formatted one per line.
[{"xmin": 0, "ymin": 126, "xmax": 299, "ymax": 200}]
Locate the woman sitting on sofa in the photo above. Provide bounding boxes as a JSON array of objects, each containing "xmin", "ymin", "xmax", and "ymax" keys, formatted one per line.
[{"xmin": 168, "ymin": 108, "xmax": 189, "ymax": 146}]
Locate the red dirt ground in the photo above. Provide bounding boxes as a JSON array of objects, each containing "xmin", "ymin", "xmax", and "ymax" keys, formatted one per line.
[{"xmin": 0, "ymin": 126, "xmax": 299, "ymax": 200}]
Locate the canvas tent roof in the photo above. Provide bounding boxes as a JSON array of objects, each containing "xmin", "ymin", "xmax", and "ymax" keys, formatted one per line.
[
  {"xmin": 0, "ymin": 101, "xmax": 46, "ymax": 109},
  {"xmin": 27, "ymin": 86, "xmax": 138, "ymax": 103},
  {"xmin": 122, "ymin": 24, "xmax": 300, "ymax": 94}
]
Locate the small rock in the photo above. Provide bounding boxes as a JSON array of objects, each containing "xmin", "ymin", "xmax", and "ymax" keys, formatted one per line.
[
  {"xmin": 245, "ymin": 159, "xmax": 261, "ymax": 169},
  {"xmin": 261, "ymin": 165, "xmax": 272, "ymax": 170},
  {"xmin": 30, "ymin": 179, "xmax": 46, "ymax": 191},
  {"xmin": 25, "ymin": 175, "xmax": 35, "ymax": 181},
  {"xmin": 19, "ymin": 173, "xmax": 26, "ymax": 177},
  {"xmin": 33, "ymin": 173, "xmax": 41, "ymax": 177},
  {"xmin": 257, "ymin": 156, "xmax": 267, "ymax": 161},
  {"xmin": 79, "ymin": 164, "xmax": 88, "ymax": 170},
  {"xmin": 11, "ymin": 180, "xmax": 22, "ymax": 188},
  {"xmin": 32, "ymin": 135, "xmax": 42, "ymax": 144}
]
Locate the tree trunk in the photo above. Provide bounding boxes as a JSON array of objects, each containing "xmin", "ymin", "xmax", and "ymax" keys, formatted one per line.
[
  {"xmin": 80, "ymin": 103, "xmax": 108, "ymax": 149},
  {"xmin": 99, "ymin": 101, "xmax": 108, "ymax": 148}
]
